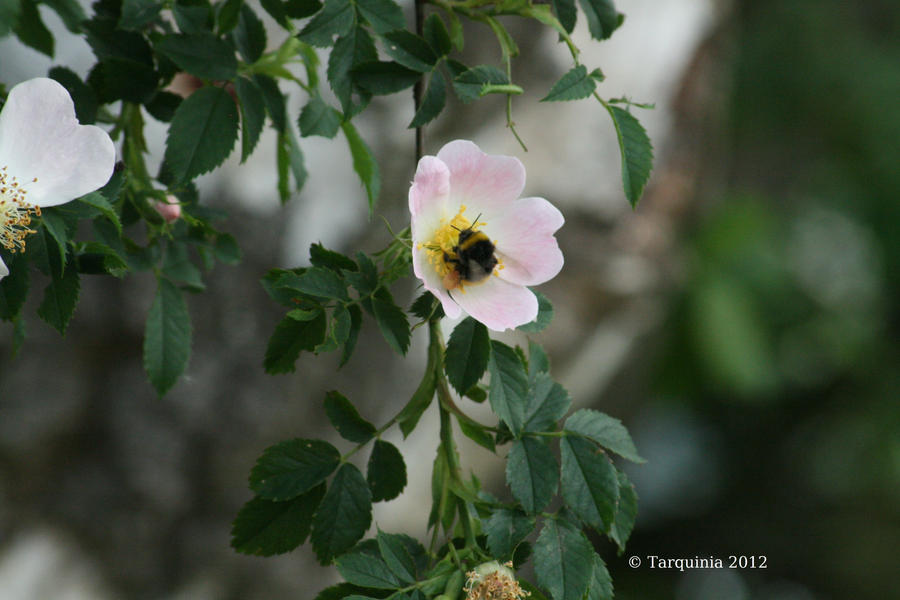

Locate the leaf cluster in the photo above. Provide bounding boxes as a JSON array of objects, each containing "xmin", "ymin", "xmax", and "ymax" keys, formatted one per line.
[
  {"xmin": 236, "ymin": 284, "xmax": 641, "ymax": 600},
  {"xmin": 261, "ymin": 240, "xmax": 412, "ymax": 373}
]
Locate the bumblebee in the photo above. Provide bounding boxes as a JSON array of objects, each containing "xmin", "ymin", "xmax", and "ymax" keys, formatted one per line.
[{"xmin": 441, "ymin": 224, "xmax": 498, "ymax": 291}]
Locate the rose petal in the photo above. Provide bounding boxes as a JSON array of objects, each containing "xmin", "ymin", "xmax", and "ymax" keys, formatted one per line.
[
  {"xmin": 453, "ymin": 276, "xmax": 539, "ymax": 331},
  {"xmin": 436, "ymin": 140, "xmax": 525, "ymax": 218},
  {"xmin": 0, "ymin": 78, "xmax": 115, "ymax": 207},
  {"xmin": 409, "ymin": 155, "xmax": 451, "ymax": 240},
  {"xmin": 486, "ymin": 196, "xmax": 565, "ymax": 286},
  {"xmin": 0, "ymin": 256, "xmax": 8, "ymax": 280},
  {"xmin": 412, "ymin": 245, "xmax": 461, "ymax": 319}
]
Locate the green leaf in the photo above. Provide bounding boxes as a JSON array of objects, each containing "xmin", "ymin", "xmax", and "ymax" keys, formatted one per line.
[
  {"xmin": 533, "ymin": 518, "xmax": 594, "ymax": 600},
  {"xmin": 120, "ymin": 0, "xmax": 161, "ymax": 29},
  {"xmin": 77, "ymin": 192, "xmax": 121, "ymax": 234},
  {"xmin": 607, "ymin": 105, "xmax": 653, "ymax": 207},
  {"xmin": 314, "ymin": 583, "xmax": 378, "ymax": 600},
  {"xmin": 317, "ymin": 304, "xmax": 352, "ymax": 353},
  {"xmin": 341, "ymin": 120, "xmax": 381, "ymax": 212},
  {"xmin": 173, "ymin": 0, "xmax": 214, "ymax": 33},
  {"xmin": 354, "ymin": 0, "xmax": 403, "ymax": 34},
  {"xmin": 0, "ymin": 0, "xmax": 22, "ymax": 37},
  {"xmin": 264, "ymin": 310, "xmax": 327, "ymax": 373},
  {"xmin": 551, "ymin": 0, "xmax": 577, "ymax": 33},
  {"xmin": 310, "ymin": 243, "xmax": 356, "ymax": 272},
  {"xmin": 325, "ymin": 390, "xmax": 376, "ymax": 443},
  {"xmin": 162, "ymin": 240, "xmax": 204, "ymax": 291},
  {"xmin": 383, "ymin": 30, "xmax": 438, "ymax": 73},
  {"xmin": 234, "ymin": 76, "xmax": 266, "ymax": 162},
  {"xmin": 542, "ymin": 64, "xmax": 595, "ymax": 102},
  {"xmin": 259, "ymin": 0, "xmax": 288, "ymax": 27},
  {"xmin": 279, "ymin": 125, "xmax": 308, "ymax": 198},
  {"xmin": 145, "ymin": 90, "xmax": 182, "ymax": 122},
  {"xmin": 254, "ymin": 74, "xmax": 286, "ymax": 132},
  {"xmin": 350, "ymin": 251, "xmax": 378, "ymax": 294},
  {"xmin": 577, "ymin": 0, "xmax": 623, "ymax": 41},
  {"xmin": 143, "ymin": 278, "xmax": 192, "ymax": 396},
  {"xmin": 0, "ymin": 252, "xmax": 29, "ymax": 321},
  {"xmin": 367, "ymin": 439, "xmax": 407, "ymax": 502},
  {"xmin": 560, "ymin": 434, "xmax": 619, "ymax": 532},
  {"xmin": 297, "ymin": 0, "xmax": 353, "ymax": 47},
  {"xmin": 445, "ymin": 317, "xmax": 491, "ymax": 395},
  {"xmin": 336, "ymin": 541, "xmax": 401, "ymax": 589},
  {"xmin": 523, "ymin": 373, "xmax": 571, "ymax": 432},
  {"xmin": 340, "ymin": 304, "xmax": 362, "ymax": 367},
  {"xmin": 299, "ymin": 93, "xmax": 341, "ymax": 138},
  {"xmin": 286, "ymin": 0, "xmax": 322, "ymax": 18},
  {"xmin": 409, "ymin": 71, "xmax": 446, "ymax": 128},
  {"xmin": 423, "ymin": 12, "xmax": 451, "ymax": 56},
  {"xmin": 527, "ymin": 340, "xmax": 550, "ymax": 378},
  {"xmin": 409, "ymin": 292, "xmax": 442, "ymax": 321},
  {"xmin": 232, "ymin": 3, "xmax": 266, "ymax": 62},
  {"xmin": 563, "ymin": 409, "xmax": 644, "ymax": 463},
  {"xmin": 327, "ymin": 25, "xmax": 376, "ymax": 115},
  {"xmin": 291, "ymin": 266, "xmax": 349, "ymax": 301},
  {"xmin": 28, "ymin": 225, "xmax": 64, "ymax": 278},
  {"xmin": 216, "ymin": 0, "xmax": 243, "ymax": 33},
  {"xmin": 453, "ymin": 65, "xmax": 509, "ymax": 104},
  {"xmin": 370, "ymin": 288, "xmax": 409, "ymax": 355},
  {"xmin": 311, "ymin": 463, "xmax": 373, "ymax": 563},
  {"xmin": 352, "ymin": 61, "xmax": 420, "ymax": 95},
  {"xmin": 39, "ymin": 212, "xmax": 71, "ymax": 270},
  {"xmin": 164, "ymin": 86, "xmax": 239, "ymax": 183},
  {"xmin": 485, "ymin": 509, "xmax": 535, "ymax": 560},
  {"xmin": 609, "ymin": 470, "xmax": 637, "ymax": 552},
  {"xmin": 517, "ymin": 290, "xmax": 553, "ymax": 333},
  {"xmin": 250, "ymin": 438, "xmax": 341, "ymax": 500},
  {"xmin": 36, "ymin": 256, "xmax": 79, "ymax": 334},
  {"xmin": 377, "ymin": 530, "xmax": 417, "ymax": 584},
  {"xmin": 488, "ymin": 341, "xmax": 529, "ymax": 435},
  {"xmin": 155, "ymin": 33, "xmax": 237, "ymax": 80},
  {"xmin": 13, "ymin": 0, "xmax": 53, "ymax": 57},
  {"xmin": 506, "ymin": 437, "xmax": 557, "ymax": 513},
  {"xmin": 586, "ymin": 554, "xmax": 614, "ymax": 600},
  {"xmin": 231, "ymin": 485, "xmax": 325, "ymax": 555}
]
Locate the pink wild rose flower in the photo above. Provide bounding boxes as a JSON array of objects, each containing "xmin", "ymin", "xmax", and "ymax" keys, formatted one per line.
[{"xmin": 409, "ymin": 140, "xmax": 564, "ymax": 331}]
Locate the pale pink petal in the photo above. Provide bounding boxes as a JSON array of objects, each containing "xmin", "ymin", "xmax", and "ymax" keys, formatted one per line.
[
  {"xmin": 454, "ymin": 276, "xmax": 539, "ymax": 331},
  {"xmin": 412, "ymin": 245, "xmax": 462, "ymax": 319},
  {"xmin": 436, "ymin": 140, "xmax": 525, "ymax": 217},
  {"xmin": 409, "ymin": 155, "xmax": 451, "ymax": 241},
  {"xmin": 0, "ymin": 257, "xmax": 8, "ymax": 280},
  {"xmin": 0, "ymin": 78, "xmax": 115, "ymax": 207},
  {"xmin": 485, "ymin": 197, "xmax": 565, "ymax": 286}
]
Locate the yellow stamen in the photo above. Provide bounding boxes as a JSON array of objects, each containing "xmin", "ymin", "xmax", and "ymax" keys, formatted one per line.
[
  {"xmin": 0, "ymin": 166, "xmax": 40, "ymax": 254},
  {"xmin": 419, "ymin": 204, "xmax": 495, "ymax": 291}
]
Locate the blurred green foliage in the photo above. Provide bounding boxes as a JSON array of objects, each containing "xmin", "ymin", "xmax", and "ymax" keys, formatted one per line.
[{"xmin": 609, "ymin": 1, "xmax": 900, "ymax": 599}]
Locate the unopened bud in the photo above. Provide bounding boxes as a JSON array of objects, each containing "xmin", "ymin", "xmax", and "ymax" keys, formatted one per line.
[{"xmin": 153, "ymin": 196, "xmax": 182, "ymax": 224}]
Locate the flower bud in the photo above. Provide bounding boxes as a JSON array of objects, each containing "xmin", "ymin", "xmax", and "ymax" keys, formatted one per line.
[{"xmin": 153, "ymin": 196, "xmax": 182, "ymax": 224}]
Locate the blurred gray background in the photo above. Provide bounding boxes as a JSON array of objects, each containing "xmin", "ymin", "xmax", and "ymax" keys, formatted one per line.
[{"xmin": 1, "ymin": 0, "xmax": 898, "ymax": 598}]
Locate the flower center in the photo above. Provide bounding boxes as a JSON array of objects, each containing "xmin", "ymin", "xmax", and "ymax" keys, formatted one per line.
[
  {"xmin": 419, "ymin": 205, "xmax": 502, "ymax": 291},
  {"xmin": 0, "ymin": 166, "xmax": 40, "ymax": 254}
]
